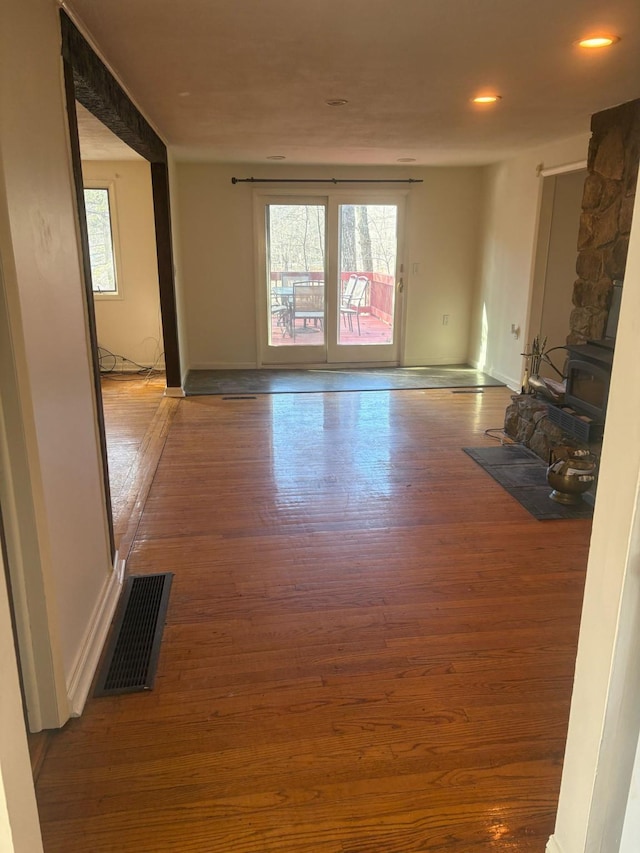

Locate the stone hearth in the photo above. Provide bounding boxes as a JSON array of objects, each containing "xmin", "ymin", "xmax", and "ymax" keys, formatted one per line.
[
  {"xmin": 504, "ymin": 395, "xmax": 601, "ymax": 502},
  {"xmin": 504, "ymin": 396, "xmax": 592, "ymax": 462}
]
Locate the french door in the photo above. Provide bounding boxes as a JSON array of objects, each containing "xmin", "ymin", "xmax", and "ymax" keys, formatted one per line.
[{"xmin": 256, "ymin": 193, "xmax": 405, "ymax": 366}]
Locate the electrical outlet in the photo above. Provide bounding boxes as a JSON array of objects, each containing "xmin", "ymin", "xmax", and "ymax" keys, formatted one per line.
[{"xmin": 442, "ymin": 314, "xmax": 449, "ymax": 326}]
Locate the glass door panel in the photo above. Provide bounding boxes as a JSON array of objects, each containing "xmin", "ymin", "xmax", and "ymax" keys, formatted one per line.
[
  {"xmin": 328, "ymin": 202, "xmax": 401, "ymax": 363},
  {"xmin": 266, "ymin": 204, "xmax": 326, "ymax": 353}
]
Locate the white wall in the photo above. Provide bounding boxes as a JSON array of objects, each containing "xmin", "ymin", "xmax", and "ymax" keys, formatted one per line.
[
  {"xmin": 404, "ymin": 167, "xmax": 484, "ymax": 365},
  {"xmin": 549, "ymin": 168, "xmax": 640, "ymax": 853},
  {"xmin": 469, "ymin": 134, "xmax": 590, "ymax": 388},
  {"xmin": 82, "ymin": 160, "xmax": 164, "ymax": 368},
  {"xmin": 0, "ymin": 0, "xmax": 113, "ymax": 725},
  {"xmin": 173, "ymin": 162, "xmax": 484, "ymax": 369}
]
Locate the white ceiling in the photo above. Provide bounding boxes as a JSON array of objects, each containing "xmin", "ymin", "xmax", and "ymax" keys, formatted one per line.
[{"xmin": 68, "ymin": 0, "xmax": 640, "ymax": 166}]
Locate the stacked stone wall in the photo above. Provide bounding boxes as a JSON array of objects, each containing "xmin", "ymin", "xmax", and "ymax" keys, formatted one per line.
[{"xmin": 570, "ymin": 99, "xmax": 640, "ymax": 343}]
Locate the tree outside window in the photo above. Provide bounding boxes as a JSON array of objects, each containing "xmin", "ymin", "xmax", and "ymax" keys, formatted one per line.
[{"xmin": 84, "ymin": 187, "xmax": 118, "ymax": 294}]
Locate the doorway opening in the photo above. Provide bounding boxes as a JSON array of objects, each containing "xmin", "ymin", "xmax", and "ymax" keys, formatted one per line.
[
  {"xmin": 75, "ymin": 105, "xmax": 172, "ymax": 557},
  {"xmin": 528, "ymin": 167, "xmax": 587, "ymax": 381},
  {"xmin": 78, "ymin": 106, "xmax": 165, "ymax": 379},
  {"xmin": 61, "ymin": 11, "xmax": 181, "ymax": 558}
]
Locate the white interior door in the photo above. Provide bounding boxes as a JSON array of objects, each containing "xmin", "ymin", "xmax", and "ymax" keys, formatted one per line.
[{"xmin": 256, "ymin": 192, "xmax": 404, "ymax": 367}]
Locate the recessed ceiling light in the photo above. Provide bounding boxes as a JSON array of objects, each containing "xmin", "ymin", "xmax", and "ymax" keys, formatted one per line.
[
  {"xmin": 578, "ymin": 35, "xmax": 620, "ymax": 48},
  {"xmin": 325, "ymin": 99, "xmax": 349, "ymax": 107},
  {"xmin": 397, "ymin": 157, "xmax": 416, "ymax": 163},
  {"xmin": 472, "ymin": 94, "xmax": 502, "ymax": 104},
  {"xmin": 266, "ymin": 155, "xmax": 286, "ymax": 160}
]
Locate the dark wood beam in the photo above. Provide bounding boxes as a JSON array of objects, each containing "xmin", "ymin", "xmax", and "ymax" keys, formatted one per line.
[
  {"xmin": 151, "ymin": 162, "xmax": 182, "ymax": 389},
  {"xmin": 60, "ymin": 13, "xmax": 166, "ymax": 164}
]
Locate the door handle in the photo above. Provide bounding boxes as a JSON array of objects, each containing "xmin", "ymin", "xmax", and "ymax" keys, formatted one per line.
[{"xmin": 398, "ymin": 277, "xmax": 404, "ymax": 293}]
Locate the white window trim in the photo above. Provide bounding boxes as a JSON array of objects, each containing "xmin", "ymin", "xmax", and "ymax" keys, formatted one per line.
[{"xmin": 83, "ymin": 179, "xmax": 124, "ymax": 301}]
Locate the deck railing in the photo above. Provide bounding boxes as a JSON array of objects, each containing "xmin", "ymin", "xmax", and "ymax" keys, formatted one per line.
[{"xmin": 271, "ymin": 271, "xmax": 394, "ymax": 324}]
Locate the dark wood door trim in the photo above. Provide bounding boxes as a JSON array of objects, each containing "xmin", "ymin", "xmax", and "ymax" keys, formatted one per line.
[
  {"xmin": 62, "ymin": 60, "xmax": 115, "ymax": 556},
  {"xmin": 151, "ymin": 162, "xmax": 182, "ymax": 388}
]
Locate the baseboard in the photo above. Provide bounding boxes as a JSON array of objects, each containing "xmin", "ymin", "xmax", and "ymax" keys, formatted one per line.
[
  {"xmin": 545, "ymin": 835, "xmax": 565, "ymax": 853},
  {"xmin": 467, "ymin": 359, "xmax": 519, "ymax": 391},
  {"xmin": 486, "ymin": 370, "xmax": 522, "ymax": 394},
  {"xmin": 28, "ymin": 729, "xmax": 52, "ymax": 783},
  {"xmin": 113, "ymin": 549, "xmax": 126, "ymax": 583},
  {"xmin": 66, "ymin": 564, "xmax": 123, "ymax": 717},
  {"xmin": 259, "ymin": 361, "xmax": 399, "ymax": 370},
  {"xmin": 99, "ymin": 363, "xmax": 165, "ymax": 374},
  {"xmin": 492, "ymin": 369, "xmax": 520, "ymax": 392},
  {"xmin": 402, "ymin": 356, "xmax": 471, "ymax": 367},
  {"xmin": 188, "ymin": 362, "xmax": 258, "ymax": 370},
  {"xmin": 164, "ymin": 386, "xmax": 185, "ymax": 398}
]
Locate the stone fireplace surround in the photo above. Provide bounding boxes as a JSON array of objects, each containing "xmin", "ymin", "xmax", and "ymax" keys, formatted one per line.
[{"xmin": 504, "ymin": 97, "xmax": 640, "ymax": 469}]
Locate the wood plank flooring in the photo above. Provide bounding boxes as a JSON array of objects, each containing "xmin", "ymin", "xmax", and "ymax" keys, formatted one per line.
[
  {"xmin": 100, "ymin": 373, "xmax": 178, "ymax": 561},
  {"xmin": 35, "ymin": 386, "xmax": 591, "ymax": 852}
]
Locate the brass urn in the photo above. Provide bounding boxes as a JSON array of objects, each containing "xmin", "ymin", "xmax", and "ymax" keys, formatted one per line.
[{"xmin": 547, "ymin": 447, "xmax": 597, "ymax": 505}]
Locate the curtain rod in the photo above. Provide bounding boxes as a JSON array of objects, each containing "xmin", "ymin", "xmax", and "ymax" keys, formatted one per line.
[
  {"xmin": 536, "ymin": 160, "xmax": 587, "ymax": 178},
  {"xmin": 231, "ymin": 177, "xmax": 423, "ymax": 184}
]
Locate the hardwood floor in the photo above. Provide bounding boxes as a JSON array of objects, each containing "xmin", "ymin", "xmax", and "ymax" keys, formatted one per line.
[
  {"xmin": 100, "ymin": 373, "xmax": 178, "ymax": 561},
  {"xmin": 35, "ymin": 386, "xmax": 591, "ymax": 852}
]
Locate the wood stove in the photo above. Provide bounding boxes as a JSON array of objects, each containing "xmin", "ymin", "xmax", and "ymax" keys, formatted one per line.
[
  {"xmin": 546, "ymin": 280, "xmax": 621, "ymax": 443},
  {"xmin": 564, "ymin": 342, "xmax": 614, "ymax": 422},
  {"xmin": 564, "ymin": 279, "xmax": 621, "ymax": 422}
]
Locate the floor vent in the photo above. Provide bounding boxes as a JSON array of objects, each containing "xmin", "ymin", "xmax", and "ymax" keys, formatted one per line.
[
  {"xmin": 94, "ymin": 573, "xmax": 173, "ymax": 697},
  {"xmin": 222, "ymin": 395, "xmax": 258, "ymax": 400}
]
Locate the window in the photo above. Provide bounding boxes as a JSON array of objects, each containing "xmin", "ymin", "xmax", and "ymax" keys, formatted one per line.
[{"xmin": 84, "ymin": 186, "xmax": 118, "ymax": 294}]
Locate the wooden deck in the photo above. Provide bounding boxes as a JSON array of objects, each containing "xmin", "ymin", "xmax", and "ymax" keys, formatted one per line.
[
  {"xmin": 35, "ymin": 384, "xmax": 591, "ymax": 852},
  {"xmin": 271, "ymin": 311, "xmax": 393, "ymax": 346}
]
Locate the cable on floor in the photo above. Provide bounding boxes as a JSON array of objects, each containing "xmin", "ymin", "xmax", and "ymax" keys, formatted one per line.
[
  {"xmin": 484, "ymin": 427, "xmax": 516, "ymax": 444},
  {"xmin": 98, "ymin": 346, "xmax": 165, "ymax": 381}
]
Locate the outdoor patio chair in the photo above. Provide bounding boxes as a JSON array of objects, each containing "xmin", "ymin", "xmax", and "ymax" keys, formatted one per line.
[
  {"xmin": 340, "ymin": 275, "xmax": 369, "ymax": 335},
  {"xmin": 271, "ymin": 291, "xmax": 290, "ymax": 337},
  {"xmin": 292, "ymin": 282, "xmax": 324, "ymax": 337},
  {"xmin": 340, "ymin": 274, "xmax": 359, "ymax": 313}
]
